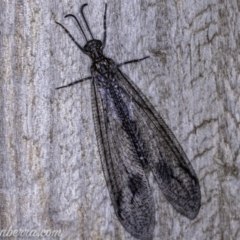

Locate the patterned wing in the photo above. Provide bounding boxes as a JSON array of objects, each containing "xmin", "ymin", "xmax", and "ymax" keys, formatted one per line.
[
  {"xmin": 91, "ymin": 76, "xmax": 155, "ymax": 240},
  {"xmin": 114, "ymin": 69, "xmax": 201, "ymax": 220}
]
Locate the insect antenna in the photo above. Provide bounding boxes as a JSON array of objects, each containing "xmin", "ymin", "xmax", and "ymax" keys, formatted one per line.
[
  {"xmin": 55, "ymin": 21, "xmax": 85, "ymax": 52},
  {"xmin": 64, "ymin": 14, "xmax": 88, "ymax": 42},
  {"xmin": 102, "ymin": 4, "xmax": 107, "ymax": 48},
  {"xmin": 80, "ymin": 4, "xmax": 94, "ymax": 39}
]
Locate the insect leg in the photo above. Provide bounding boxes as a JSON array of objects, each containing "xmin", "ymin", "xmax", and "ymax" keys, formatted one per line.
[
  {"xmin": 102, "ymin": 4, "xmax": 108, "ymax": 48},
  {"xmin": 117, "ymin": 56, "xmax": 149, "ymax": 67},
  {"xmin": 56, "ymin": 76, "xmax": 92, "ymax": 90}
]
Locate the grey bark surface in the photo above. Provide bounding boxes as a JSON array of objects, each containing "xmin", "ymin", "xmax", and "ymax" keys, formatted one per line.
[{"xmin": 0, "ymin": 0, "xmax": 239, "ymax": 239}]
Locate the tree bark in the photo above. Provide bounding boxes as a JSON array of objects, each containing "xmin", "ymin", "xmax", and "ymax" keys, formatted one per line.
[{"xmin": 0, "ymin": 0, "xmax": 239, "ymax": 239}]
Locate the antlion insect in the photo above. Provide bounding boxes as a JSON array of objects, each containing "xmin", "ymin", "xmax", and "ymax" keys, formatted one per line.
[{"xmin": 56, "ymin": 3, "xmax": 201, "ymax": 240}]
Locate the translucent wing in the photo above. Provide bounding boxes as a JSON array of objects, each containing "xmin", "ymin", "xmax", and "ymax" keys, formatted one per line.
[
  {"xmin": 114, "ymin": 69, "xmax": 201, "ymax": 220},
  {"xmin": 90, "ymin": 68, "xmax": 200, "ymax": 239},
  {"xmin": 91, "ymin": 75, "xmax": 155, "ymax": 240}
]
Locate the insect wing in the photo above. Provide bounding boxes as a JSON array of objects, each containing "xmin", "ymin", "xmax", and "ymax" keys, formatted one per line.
[
  {"xmin": 91, "ymin": 76, "xmax": 155, "ymax": 240},
  {"xmin": 114, "ymin": 70, "xmax": 201, "ymax": 220}
]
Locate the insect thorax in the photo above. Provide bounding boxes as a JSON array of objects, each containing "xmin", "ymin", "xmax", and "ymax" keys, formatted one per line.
[{"xmin": 91, "ymin": 57, "xmax": 117, "ymax": 78}]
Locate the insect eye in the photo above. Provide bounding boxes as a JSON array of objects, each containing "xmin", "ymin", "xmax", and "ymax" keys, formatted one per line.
[{"xmin": 84, "ymin": 45, "xmax": 90, "ymax": 52}]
